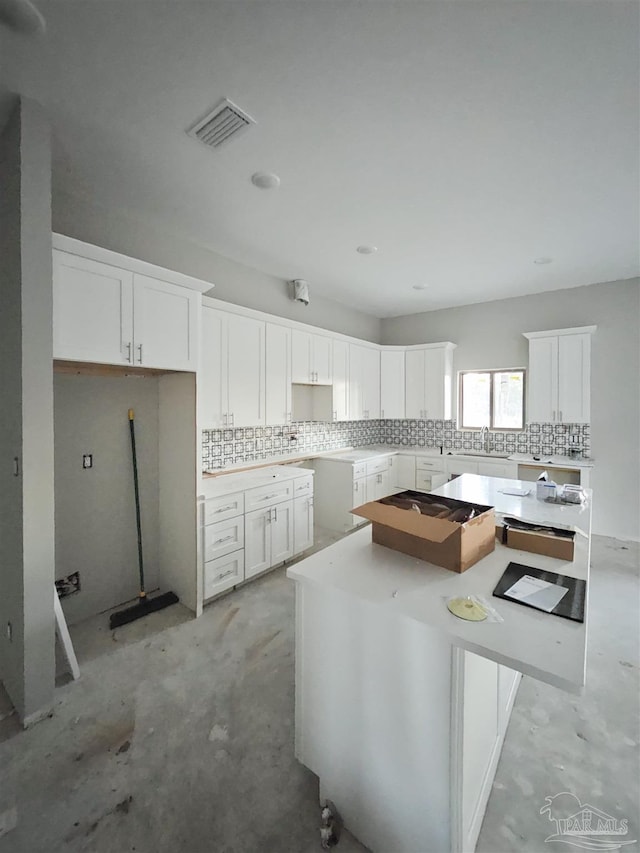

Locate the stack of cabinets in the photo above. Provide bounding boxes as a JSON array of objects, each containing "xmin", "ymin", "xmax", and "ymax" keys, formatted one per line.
[
  {"xmin": 202, "ymin": 471, "xmax": 314, "ymax": 602},
  {"xmin": 380, "ymin": 350, "xmax": 405, "ymax": 419},
  {"xmin": 524, "ymin": 327, "xmax": 595, "ymax": 424},
  {"xmin": 53, "ymin": 248, "xmax": 201, "ymax": 371},
  {"xmin": 405, "ymin": 343, "xmax": 455, "ymax": 420},
  {"xmin": 349, "ymin": 344, "xmax": 381, "ymax": 420},
  {"xmin": 203, "ymin": 492, "xmax": 246, "ymax": 600},
  {"xmin": 291, "ymin": 330, "xmax": 332, "ymax": 384}
]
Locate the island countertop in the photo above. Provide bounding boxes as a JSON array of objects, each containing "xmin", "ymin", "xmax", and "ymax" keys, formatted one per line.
[{"xmin": 288, "ymin": 474, "xmax": 591, "ymax": 693}]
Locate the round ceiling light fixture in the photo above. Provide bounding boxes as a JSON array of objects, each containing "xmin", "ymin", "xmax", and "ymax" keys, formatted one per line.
[
  {"xmin": 251, "ymin": 171, "xmax": 281, "ymax": 190},
  {"xmin": 412, "ymin": 284, "xmax": 428, "ymax": 291},
  {"xmin": 533, "ymin": 257, "xmax": 553, "ymax": 265},
  {"xmin": 356, "ymin": 245, "xmax": 378, "ymax": 255}
]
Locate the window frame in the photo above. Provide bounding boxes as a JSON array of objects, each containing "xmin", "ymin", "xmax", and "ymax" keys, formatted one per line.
[{"xmin": 458, "ymin": 367, "xmax": 527, "ymax": 431}]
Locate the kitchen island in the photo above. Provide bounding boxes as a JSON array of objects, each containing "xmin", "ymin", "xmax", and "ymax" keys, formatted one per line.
[{"xmin": 287, "ymin": 474, "xmax": 591, "ymax": 853}]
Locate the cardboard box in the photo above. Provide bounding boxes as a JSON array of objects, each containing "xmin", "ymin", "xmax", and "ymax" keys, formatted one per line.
[
  {"xmin": 498, "ymin": 523, "xmax": 575, "ymax": 562},
  {"xmin": 352, "ymin": 491, "xmax": 495, "ymax": 573}
]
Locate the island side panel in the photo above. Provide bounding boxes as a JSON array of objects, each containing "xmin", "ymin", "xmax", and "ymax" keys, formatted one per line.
[{"xmin": 294, "ymin": 580, "xmax": 453, "ymax": 853}]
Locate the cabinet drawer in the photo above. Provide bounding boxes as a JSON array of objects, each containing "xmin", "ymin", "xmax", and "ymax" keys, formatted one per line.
[
  {"xmin": 366, "ymin": 457, "xmax": 390, "ymax": 476},
  {"xmin": 416, "ymin": 458, "xmax": 444, "ymax": 472},
  {"xmin": 204, "ymin": 551, "xmax": 245, "ymax": 599},
  {"xmin": 353, "ymin": 462, "xmax": 367, "ymax": 479},
  {"xmin": 293, "ymin": 476, "xmax": 313, "ymax": 498},
  {"xmin": 245, "ymin": 480, "xmax": 294, "ymax": 511},
  {"xmin": 204, "ymin": 491, "xmax": 245, "ymax": 525},
  {"xmin": 204, "ymin": 517, "xmax": 244, "ymax": 561}
]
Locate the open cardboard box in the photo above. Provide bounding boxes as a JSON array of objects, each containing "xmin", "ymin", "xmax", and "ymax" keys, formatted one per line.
[
  {"xmin": 352, "ymin": 490, "xmax": 495, "ymax": 573},
  {"xmin": 496, "ymin": 521, "xmax": 575, "ymax": 562}
]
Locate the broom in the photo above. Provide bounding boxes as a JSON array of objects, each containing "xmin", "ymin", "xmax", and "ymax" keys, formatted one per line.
[{"xmin": 109, "ymin": 409, "xmax": 179, "ymax": 629}]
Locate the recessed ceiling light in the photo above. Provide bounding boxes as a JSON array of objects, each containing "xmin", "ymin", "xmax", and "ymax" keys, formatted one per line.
[
  {"xmin": 533, "ymin": 257, "xmax": 553, "ymax": 265},
  {"xmin": 412, "ymin": 284, "xmax": 428, "ymax": 291},
  {"xmin": 356, "ymin": 245, "xmax": 378, "ymax": 255},
  {"xmin": 251, "ymin": 172, "xmax": 280, "ymax": 190}
]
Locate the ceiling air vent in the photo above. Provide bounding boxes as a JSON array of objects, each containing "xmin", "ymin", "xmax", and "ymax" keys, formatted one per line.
[{"xmin": 187, "ymin": 98, "xmax": 256, "ymax": 150}]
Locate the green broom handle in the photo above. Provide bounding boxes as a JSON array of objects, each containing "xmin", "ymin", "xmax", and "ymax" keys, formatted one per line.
[{"xmin": 128, "ymin": 409, "xmax": 146, "ymax": 599}]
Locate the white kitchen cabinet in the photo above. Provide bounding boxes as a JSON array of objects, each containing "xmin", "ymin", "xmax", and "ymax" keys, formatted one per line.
[
  {"xmin": 204, "ymin": 551, "xmax": 245, "ymax": 600},
  {"xmin": 446, "ymin": 457, "xmax": 479, "ymax": 478},
  {"xmin": 349, "ymin": 344, "xmax": 381, "ymax": 420},
  {"xmin": 266, "ymin": 323, "xmax": 292, "ymax": 425},
  {"xmin": 394, "ymin": 454, "xmax": 416, "ymax": 489},
  {"xmin": 291, "ymin": 330, "xmax": 332, "ymax": 384},
  {"xmin": 365, "ymin": 470, "xmax": 390, "ymax": 502},
  {"xmin": 524, "ymin": 327, "xmax": 595, "ymax": 424},
  {"xmin": 294, "ymin": 495, "xmax": 314, "ymax": 556},
  {"xmin": 380, "ymin": 350, "xmax": 405, "ymax": 419},
  {"xmin": 245, "ymin": 501, "xmax": 294, "ymax": 579},
  {"xmin": 53, "ymin": 251, "xmax": 199, "ymax": 371},
  {"xmin": 331, "ymin": 339, "xmax": 350, "ymax": 421},
  {"xmin": 477, "ymin": 459, "xmax": 517, "ymax": 479},
  {"xmin": 405, "ymin": 343, "xmax": 455, "ymax": 420},
  {"xmin": 200, "ymin": 306, "xmax": 265, "ymax": 428},
  {"xmin": 416, "ymin": 457, "xmax": 448, "ymax": 491}
]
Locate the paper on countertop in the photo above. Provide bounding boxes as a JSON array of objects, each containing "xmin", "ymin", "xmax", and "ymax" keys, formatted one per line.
[
  {"xmin": 499, "ymin": 487, "xmax": 531, "ymax": 496},
  {"xmin": 504, "ymin": 574, "xmax": 569, "ymax": 612}
]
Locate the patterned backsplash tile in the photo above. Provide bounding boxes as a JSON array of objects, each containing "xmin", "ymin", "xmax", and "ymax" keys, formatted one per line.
[{"xmin": 202, "ymin": 419, "xmax": 590, "ymax": 470}]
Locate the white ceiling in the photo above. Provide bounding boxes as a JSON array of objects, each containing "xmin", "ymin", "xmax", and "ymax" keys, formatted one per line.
[{"xmin": 2, "ymin": 1, "xmax": 639, "ymax": 317}]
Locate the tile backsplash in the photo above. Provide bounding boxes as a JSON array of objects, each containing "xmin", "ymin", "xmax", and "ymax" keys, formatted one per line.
[{"xmin": 202, "ymin": 419, "xmax": 590, "ymax": 470}]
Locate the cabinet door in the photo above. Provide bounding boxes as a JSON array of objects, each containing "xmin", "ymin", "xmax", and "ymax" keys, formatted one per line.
[
  {"xmin": 447, "ymin": 459, "xmax": 479, "ymax": 477},
  {"xmin": 351, "ymin": 478, "xmax": 366, "ymax": 522},
  {"xmin": 394, "ymin": 455, "xmax": 416, "ymax": 489},
  {"xmin": 348, "ymin": 345, "xmax": 365, "ymax": 420},
  {"xmin": 245, "ymin": 508, "xmax": 271, "ymax": 579},
  {"xmin": 558, "ymin": 333, "xmax": 590, "ymax": 423},
  {"xmin": 294, "ymin": 497, "xmax": 314, "ymax": 555},
  {"xmin": 405, "ymin": 350, "xmax": 426, "ymax": 418},
  {"xmin": 200, "ymin": 307, "xmax": 227, "ymax": 428},
  {"xmin": 266, "ymin": 323, "xmax": 291, "ymax": 425},
  {"xmin": 312, "ymin": 335, "xmax": 332, "ymax": 384},
  {"xmin": 332, "ymin": 339, "xmax": 350, "ymax": 421},
  {"xmin": 133, "ymin": 274, "xmax": 198, "ymax": 370},
  {"xmin": 380, "ymin": 350, "xmax": 405, "ymax": 419},
  {"xmin": 227, "ymin": 314, "xmax": 265, "ymax": 427},
  {"xmin": 528, "ymin": 336, "xmax": 558, "ymax": 423},
  {"xmin": 291, "ymin": 330, "xmax": 312, "ymax": 383},
  {"xmin": 270, "ymin": 501, "xmax": 294, "ymax": 565},
  {"xmin": 423, "ymin": 347, "xmax": 445, "ymax": 419},
  {"xmin": 361, "ymin": 346, "xmax": 381, "ymax": 419},
  {"xmin": 53, "ymin": 251, "xmax": 133, "ymax": 365},
  {"xmin": 477, "ymin": 460, "xmax": 514, "ymax": 478}
]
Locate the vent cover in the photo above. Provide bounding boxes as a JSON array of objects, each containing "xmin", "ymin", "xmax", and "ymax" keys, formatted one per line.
[{"xmin": 187, "ymin": 98, "xmax": 256, "ymax": 150}]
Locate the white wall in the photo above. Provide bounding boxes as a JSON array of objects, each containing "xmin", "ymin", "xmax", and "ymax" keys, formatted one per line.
[
  {"xmin": 52, "ymin": 190, "xmax": 382, "ymax": 343},
  {"xmin": 381, "ymin": 279, "xmax": 640, "ymax": 541},
  {"xmin": 54, "ymin": 375, "xmax": 160, "ymax": 624},
  {"xmin": 0, "ymin": 97, "xmax": 56, "ymax": 724}
]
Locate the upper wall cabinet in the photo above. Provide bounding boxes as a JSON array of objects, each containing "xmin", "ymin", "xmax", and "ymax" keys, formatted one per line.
[
  {"xmin": 52, "ymin": 242, "xmax": 205, "ymax": 371},
  {"xmin": 405, "ymin": 343, "xmax": 455, "ymax": 420},
  {"xmin": 380, "ymin": 350, "xmax": 405, "ymax": 419},
  {"xmin": 265, "ymin": 323, "xmax": 292, "ymax": 425},
  {"xmin": 349, "ymin": 344, "xmax": 380, "ymax": 420},
  {"xmin": 201, "ymin": 307, "xmax": 266, "ymax": 428},
  {"xmin": 331, "ymin": 339, "xmax": 350, "ymax": 422},
  {"xmin": 524, "ymin": 326, "xmax": 596, "ymax": 424},
  {"xmin": 291, "ymin": 330, "xmax": 332, "ymax": 384}
]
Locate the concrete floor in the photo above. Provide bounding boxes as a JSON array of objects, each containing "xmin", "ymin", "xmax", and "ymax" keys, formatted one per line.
[{"xmin": 0, "ymin": 533, "xmax": 638, "ymax": 852}]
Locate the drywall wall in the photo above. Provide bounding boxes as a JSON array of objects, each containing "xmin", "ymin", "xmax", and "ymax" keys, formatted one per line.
[
  {"xmin": 52, "ymin": 190, "xmax": 382, "ymax": 343},
  {"xmin": 54, "ymin": 375, "xmax": 160, "ymax": 625},
  {"xmin": 381, "ymin": 279, "xmax": 640, "ymax": 541},
  {"xmin": 0, "ymin": 97, "xmax": 55, "ymax": 724}
]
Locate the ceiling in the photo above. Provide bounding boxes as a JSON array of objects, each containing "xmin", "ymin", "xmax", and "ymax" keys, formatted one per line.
[{"xmin": 2, "ymin": 1, "xmax": 638, "ymax": 317}]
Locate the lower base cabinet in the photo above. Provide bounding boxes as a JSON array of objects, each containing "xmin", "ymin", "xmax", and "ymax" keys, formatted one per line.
[
  {"xmin": 294, "ymin": 496, "xmax": 314, "ymax": 555},
  {"xmin": 245, "ymin": 501, "xmax": 294, "ymax": 580}
]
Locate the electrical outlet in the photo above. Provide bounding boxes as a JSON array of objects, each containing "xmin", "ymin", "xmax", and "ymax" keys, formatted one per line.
[
  {"xmin": 6, "ymin": 622, "xmax": 12, "ymax": 642},
  {"xmin": 56, "ymin": 572, "xmax": 80, "ymax": 599},
  {"xmin": 0, "ymin": 807, "xmax": 17, "ymax": 839},
  {"xmin": 82, "ymin": 454, "xmax": 93, "ymax": 469}
]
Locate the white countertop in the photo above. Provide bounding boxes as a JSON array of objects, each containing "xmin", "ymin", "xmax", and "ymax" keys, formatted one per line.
[
  {"xmin": 288, "ymin": 474, "xmax": 591, "ymax": 693},
  {"xmin": 199, "ymin": 464, "xmax": 312, "ymax": 498},
  {"xmin": 431, "ymin": 473, "xmax": 592, "ymax": 535}
]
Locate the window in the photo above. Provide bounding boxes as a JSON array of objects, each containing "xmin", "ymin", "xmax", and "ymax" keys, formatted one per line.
[{"xmin": 459, "ymin": 369, "xmax": 525, "ymax": 430}]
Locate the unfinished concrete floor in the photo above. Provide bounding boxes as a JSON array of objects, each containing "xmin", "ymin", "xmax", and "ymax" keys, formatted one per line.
[{"xmin": 0, "ymin": 533, "xmax": 638, "ymax": 853}]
